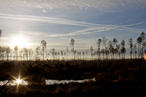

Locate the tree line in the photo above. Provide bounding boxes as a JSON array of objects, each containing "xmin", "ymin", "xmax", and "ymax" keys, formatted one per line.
[{"xmin": 0, "ymin": 32, "xmax": 146, "ymax": 61}]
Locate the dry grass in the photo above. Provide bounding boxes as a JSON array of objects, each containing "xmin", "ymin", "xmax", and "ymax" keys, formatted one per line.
[{"xmin": 0, "ymin": 59, "xmax": 146, "ymax": 97}]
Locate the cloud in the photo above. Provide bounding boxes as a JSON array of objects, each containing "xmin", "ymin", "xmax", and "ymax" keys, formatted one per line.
[
  {"xmin": 47, "ymin": 26, "xmax": 114, "ymax": 37},
  {"xmin": 3, "ymin": 11, "xmax": 143, "ymax": 38},
  {"xmin": 0, "ymin": 12, "xmax": 145, "ymax": 38},
  {"xmin": 45, "ymin": 26, "xmax": 116, "ymax": 37},
  {"xmin": 0, "ymin": 0, "xmax": 146, "ymax": 11},
  {"xmin": 46, "ymin": 22, "xmax": 146, "ymax": 37},
  {"xmin": 0, "ymin": 13, "xmax": 98, "ymax": 27}
]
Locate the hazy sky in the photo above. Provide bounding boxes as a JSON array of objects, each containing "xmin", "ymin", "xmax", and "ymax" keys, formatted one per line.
[{"xmin": 0, "ymin": 0, "xmax": 146, "ymax": 51}]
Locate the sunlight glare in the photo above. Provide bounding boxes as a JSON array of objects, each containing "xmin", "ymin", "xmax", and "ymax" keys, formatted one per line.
[
  {"xmin": 16, "ymin": 79, "xmax": 22, "ymax": 85},
  {"xmin": 10, "ymin": 35, "xmax": 29, "ymax": 48}
]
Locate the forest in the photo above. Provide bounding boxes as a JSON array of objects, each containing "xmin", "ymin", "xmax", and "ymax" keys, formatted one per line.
[{"xmin": 0, "ymin": 31, "xmax": 146, "ymax": 61}]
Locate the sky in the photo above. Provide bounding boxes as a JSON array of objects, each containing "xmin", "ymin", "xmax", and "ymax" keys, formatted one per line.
[{"xmin": 0, "ymin": 0, "xmax": 146, "ymax": 54}]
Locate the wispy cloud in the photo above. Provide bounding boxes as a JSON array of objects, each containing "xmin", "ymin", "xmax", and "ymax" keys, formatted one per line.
[
  {"xmin": 46, "ymin": 26, "xmax": 114, "ymax": 37},
  {"xmin": 47, "ymin": 22, "xmax": 146, "ymax": 37},
  {"xmin": 0, "ymin": 13, "xmax": 98, "ymax": 27},
  {"xmin": 0, "ymin": 0, "xmax": 146, "ymax": 11},
  {"xmin": 0, "ymin": 12, "xmax": 145, "ymax": 38}
]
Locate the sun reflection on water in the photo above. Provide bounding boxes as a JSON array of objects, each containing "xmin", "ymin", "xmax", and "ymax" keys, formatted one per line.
[{"xmin": 16, "ymin": 79, "xmax": 22, "ymax": 85}]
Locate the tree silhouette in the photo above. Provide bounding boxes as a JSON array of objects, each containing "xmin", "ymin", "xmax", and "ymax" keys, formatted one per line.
[
  {"xmin": 137, "ymin": 37, "xmax": 142, "ymax": 58},
  {"xmin": 108, "ymin": 40, "xmax": 114, "ymax": 59},
  {"xmin": 23, "ymin": 48, "xmax": 29, "ymax": 60},
  {"xmin": 128, "ymin": 38, "xmax": 133, "ymax": 59},
  {"xmin": 140, "ymin": 32, "xmax": 145, "ymax": 58},
  {"xmin": 56, "ymin": 52, "xmax": 60, "ymax": 60},
  {"xmin": 61, "ymin": 51, "xmax": 64, "ymax": 60},
  {"xmin": 64, "ymin": 52, "xmax": 66, "ymax": 60},
  {"xmin": 90, "ymin": 46, "xmax": 93, "ymax": 60},
  {"xmin": 114, "ymin": 47, "xmax": 118, "ymax": 59},
  {"xmin": 1, "ymin": 46, "xmax": 5, "ymax": 61},
  {"xmin": 113, "ymin": 38, "xmax": 118, "ymax": 59},
  {"xmin": 101, "ymin": 49, "xmax": 105, "ymax": 59},
  {"xmin": 66, "ymin": 47, "xmax": 69, "ymax": 60},
  {"xmin": 41, "ymin": 40, "xmax": 47, "ymax": 61},
  {"xmin": 76, "ymin": 52, "xmax": 79, "ymax": 60},
  {"xmin": 102, "ymin": 36, "xmax": 108, "ymax": 59},
  {"xmin": 121, "ymin": 40, "xmax": 126, "ymax": 59},
  {"xmin": 97, "ymin": 39, "xmax": 101, "ymax": 59},
  {"xmin": 133, "ymin": 44, "xmax": 137, "ymax": 59},
  {"xmin": 70, "ymin": 39, "xmax": 75, "ymax": 60},
  {"xmin": 35, "ymin": 46, "xmax": 40, "ymax": 60},
  {"xmin": 52, "ymin": 48, "xmax": 55, "ymax": 60},
  {"xmin": 105, "ymin": 47, "xmax": 109, "ymax": 59},
  {"xmin": 79, "ymin": 52, "xmax": 82, "ymax": 60},
  {"xmin": 19, "ymin": 49, "xmax": 23, "ymax": 60},
  {"xmin": 28, "ymin": 48, "xmax": 33, "ymax": 60},
  {"xmin": 142, "ymin": 42, "xmax": 146, "ymax": 57},
  {"xmin": 145, "ymin": 50, "xmax": 146, "ymax": 55},
  {"xmin": 102, "ymin": 36, "xmax": 108, "ymax": 48},
  {"xmin": 113, "ymin": 38, "xmax": 118, "ymax": 46},
  {"xmin": 121, "ymin": 47, "xmax": 126, "ymax": 59},
  {"xmin": 14, "ymin": 45, "xmax": 18, "ymax": 61},
  {"xmin": 47, "ymin": 53, "xmax": 50, "ymax": 60},
  {"xmin": 5, "ymin": 46, "xmax": 11, "ymax": 61},
  {"xmin": 1, "ymin": 30, "xmax": 146, "ymax": 60},
  {"xmin": 55, "ymin": 52, "xmax": 57, "ymax": 60},
  {"xmin": 74, "ymin": 50, "xmax": 77, "ymax": 60},
  {"xmin": 116, "ymin": 44, "xmax": 120, "ymax": 59}
]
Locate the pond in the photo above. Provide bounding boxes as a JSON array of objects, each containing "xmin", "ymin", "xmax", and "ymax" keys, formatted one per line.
[{"xmin": 0, "ymin": 77, "xmax": 96, "ymax": 86}]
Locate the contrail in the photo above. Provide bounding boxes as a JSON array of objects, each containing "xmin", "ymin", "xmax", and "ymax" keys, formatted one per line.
[
  {"xmin": 0, "ymin": 13, "xmax": 145, "ymax": 37},
  {"xmin": 0, "ymin": 13, "xmax": 99, "ymax": 27}
]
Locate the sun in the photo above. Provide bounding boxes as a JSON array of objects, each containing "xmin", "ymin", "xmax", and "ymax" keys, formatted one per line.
[{"xmin": 10, "ymin": 35, "xmax": 29, "ymax": 48}]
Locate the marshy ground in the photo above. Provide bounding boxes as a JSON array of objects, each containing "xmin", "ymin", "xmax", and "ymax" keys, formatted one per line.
[{"xmin": 0, "ymin": 59, "xmax": 146, "ymax": 97}]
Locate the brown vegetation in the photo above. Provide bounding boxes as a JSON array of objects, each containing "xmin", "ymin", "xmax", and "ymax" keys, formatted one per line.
[{"xmin": 0, "ymin": 59, "xmax": 146, "ymax": 97}]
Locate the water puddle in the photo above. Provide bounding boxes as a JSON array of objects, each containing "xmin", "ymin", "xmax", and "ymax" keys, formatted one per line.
[
  {"xmin": 0, "ymin": 77, "xmax": 96, "ymax": 86},
  {"xmin": 46, "ymin": 77, "xmax": 96, "ymax": 85}
]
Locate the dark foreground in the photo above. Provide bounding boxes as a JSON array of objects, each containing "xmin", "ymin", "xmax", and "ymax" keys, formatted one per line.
[
  {"xmin": 0, "ymin": 81, "xmax": 145, "ymax": 97},
  {"xmin": 0, "ymin": 59, "xmax": 146, "ymax": 97}
]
